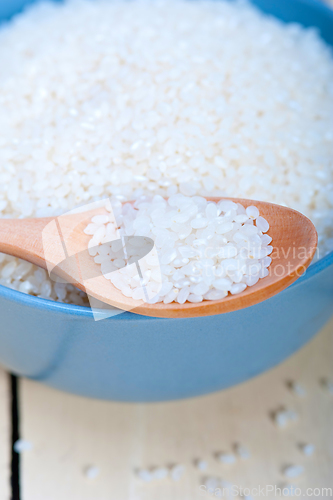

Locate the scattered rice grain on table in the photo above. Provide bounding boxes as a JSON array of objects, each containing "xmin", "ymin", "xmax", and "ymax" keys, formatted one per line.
[
  {"xmin": 170, "ymin": 464, "xmax": 186, "ymax": 481},
  {"xmin": 84, "ymin": 466, "xmax": 100, "ymax": 480},
  {"xmin": 137, "ymin": 469, "xmax": 153, "ymax": 482},
  {"xmin": 273, "ymin": 408, "xmax": 299, "ymax": 428},
  {"xmin": 299, "ymin": 443, "xmax": 315, "ymax": 457},
  {"xmin": 288, "ymin": 381, "xmax": 307, "ymax": 398},
  {"xmin": 13, "ymin": 439, "xmax": 33, "ymax": 453},
  {"xmin": 151, "ymin": 467, "xmax": 169, "ymax": 480},
  {"xmin": 217, "ymin": 452, "xmax": 236, "ymax": 465},
  {"xmin": 234, "ymin": 443, "xmax": 251, "ymax": 459},
  {"xmin": 282, "ymin": 465, "xmax": 304, "ymax": 479},
  {"xmin": 195, "ymin": 459, "xmax": 208, "ymax": 471}
]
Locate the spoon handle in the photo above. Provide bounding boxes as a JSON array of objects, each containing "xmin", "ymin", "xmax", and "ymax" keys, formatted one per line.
[{"xmin": 0, "ymin": 217, "xmax": 51, "ymax": 268}]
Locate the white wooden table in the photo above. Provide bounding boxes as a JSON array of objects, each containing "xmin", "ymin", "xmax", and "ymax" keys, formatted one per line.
[
  {"xmin": 0, "ymin": 370, "xmax": 10, "ymax": 500},
  {"xmin": 0, "ymin": 318, "xmax": 332, "ymax": 500}
]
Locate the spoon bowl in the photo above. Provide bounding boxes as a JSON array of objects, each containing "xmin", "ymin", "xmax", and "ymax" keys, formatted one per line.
[{"xmin": 0, "ymin": 197, "xmax": 318, "ymax": 318}]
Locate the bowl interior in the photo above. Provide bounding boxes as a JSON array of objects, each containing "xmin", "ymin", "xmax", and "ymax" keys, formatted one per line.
[{"xmin": 0, "ymin": 0, "xmax": 332, "ymax": 316}]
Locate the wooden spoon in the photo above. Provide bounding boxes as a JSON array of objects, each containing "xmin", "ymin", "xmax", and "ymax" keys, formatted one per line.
[{"xmin": 0, "ymin": 198, "xmax": 317, "ymax": 318}]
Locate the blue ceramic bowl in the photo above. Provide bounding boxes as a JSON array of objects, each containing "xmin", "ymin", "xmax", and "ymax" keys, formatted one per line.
[{"xmin": 0, "ymin": 0, "xmax": 332, "ymax": 401}]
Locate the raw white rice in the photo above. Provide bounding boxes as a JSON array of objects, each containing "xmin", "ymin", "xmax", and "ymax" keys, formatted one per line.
[
  {"xmin": 282, "ymin": 465, "xmax": 304, "ymax": 479},
  {"xmin": 137, "ymin": 469, "xmax": 153, "ymax": 482},
  {"xmin": 299, "ymin": 443, "xmax": 315, "ymax": 457},
  {"xmin": 217, "ymin": 452, "xmax": 236, "ymax": 464},
  {"xmin": 151, "ymin": 467, "xmax": 169, "ymax": 480},
  {"xmin": 273, "ymin": 408, "xmax": 299, "ymax": 428},
  {"xmin": 204, "ymin": 477, "xmax": 234, "ymax": 494},
  {"xmin": 86, "ymin": 195, "xmax": 272, "ymax": 304},
  {"xmin": 137, "ymin": 465, "xmax": 170, "ymax": 482},
  {"xmin": 234, "ymin": 443, "xmax": 251, "ymax": 459},
  {"xmin": 195, "ymin": 459, "xmax": 208, "ymax": 471},
  {"xmin": 0, "ymin": 0, "xmax": 332, "ymax": 304},
  {"xmin": 170, "ymin": 464, "xmax": 186, "ymax": 481},
  {"xmin": 13, "ymin": 439, "xmax": 33, "ymax": 453},
  {"xmin": 204, "ymin": 477, "xmax": 220, "ymax": 491},
  {"xmin": 84, "ymin": 465, "xmax": 100, "ymax": 480},
  {"xmin": 288, "ymin": 381, "xmax": 307, "ymax": 398}
]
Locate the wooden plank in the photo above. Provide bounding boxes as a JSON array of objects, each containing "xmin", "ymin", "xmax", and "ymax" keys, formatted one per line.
[
  {"xmin": 0, "ymin": 369, "xmax": 12, "ymax": 500},
  {"xmin": 19, "ymin": 319, "xmax": 333, "ymax": 500}
]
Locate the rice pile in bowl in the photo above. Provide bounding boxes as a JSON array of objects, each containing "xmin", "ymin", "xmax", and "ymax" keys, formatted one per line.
[
  {"xmin": 85, "ymin": 195, "xmax": 273, "ymax": 304},
  {"xmin": 0, "ymin": 0, "xmax": 332, "ymax": 304}
]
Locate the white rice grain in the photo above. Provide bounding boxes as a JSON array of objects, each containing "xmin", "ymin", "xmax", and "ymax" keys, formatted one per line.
[
  {"xmin": 282, "ymin": 465, "xmax": 304, "ymax": 479},
  {"xmin": 87, "ymin": 196, "xmax": 272, "ymax": 303},
  {"xmin": 0, "ymin": 0, "xmax": 332, "ymax": 304}
]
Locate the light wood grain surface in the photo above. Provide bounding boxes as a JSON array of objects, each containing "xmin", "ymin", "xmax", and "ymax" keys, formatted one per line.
[
  {"xmin": 18, "ymin": 318, "xmax": 333, "ymax": 500},
  {"xmin": 0, "ymin": 370, "xmax": 11, "ymax": 500}
]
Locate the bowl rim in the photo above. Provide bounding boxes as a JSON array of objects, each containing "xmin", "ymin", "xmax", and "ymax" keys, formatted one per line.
[{"xmin": 0, "ymin": 251, "xmax": 332, "ymax": 318}]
